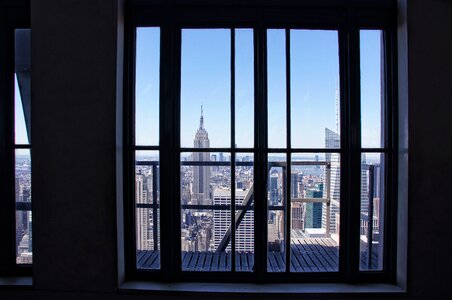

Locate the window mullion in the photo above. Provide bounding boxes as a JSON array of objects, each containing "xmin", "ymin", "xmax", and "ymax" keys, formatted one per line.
[
  {"xmin": 284, "ymin": 28, "xmax": 291, "ymax": 274},
  {"xmin": 159, "ymin": 22, "xmax": 181, "ymax": 280},
  {"xmin": 347, "ymin": 23, "xmax": 362, "ymax": 282},
  {"xmin": 253, "ymin": 24, "xmax": 268, "ymax": 281},
  {"xmin": 383, "ymin": 28, "xmax": 397, "ymax": 280},
  {"xmin": 230, "ymin": 28, "xmax": 237, "ymax": 271}
]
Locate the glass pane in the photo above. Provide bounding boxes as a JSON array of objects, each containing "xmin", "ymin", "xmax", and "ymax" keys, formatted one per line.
[
  {"xmin": 15, "ymin": 29, "xmax": 31, "ymax": 145},
  {"xmin": 290, "ymin": 30, "xmax": 339, "ymax": 148},
  {"xmin": 290, "ymin": 153, "xmax": 340, "ymax": 272},
  {"xmin": 235, "ymin": 153, "xmax": 254, "ymax": 271},
  {"xmin": 267, "ymin": 29, "xmax": 286, "ymax": 148},
  {"xmin": 15, "ymin": 149, "xmax": 32, "ymax": 264},
  {"xmin": 135, "ymin": 151, "xmax": 160, "ymax": 270},
  {"xmin": 360, "ymin": 153, "xmax": 385, "ymax": 271},
  {"xmin": 235, "ymin": 29, "xmax": 254, "ymax": 148},
  {"xmin": 181, "ymin": 29, "xmax": 231, "ymax": 148},
  {"xmin": 135, "ymin": 27, "xmax": 160, "ymax": 146},
  {"xmin": 267, "ymin": 154, "xmax": 286, "ymax": 272},
  {"xmin": 181, "ymin": 152, "xmax": 232, "ymax": 271},
  {"xmin": 360, "ymin": 30, "xmax": 384, "ymax": 148}
]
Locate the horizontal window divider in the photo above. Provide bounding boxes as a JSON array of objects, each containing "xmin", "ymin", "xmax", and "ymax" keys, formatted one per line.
[
  {"xmin": 180, "ymin": 147, "xmax": 233, "ymax": 152},
  {"xmin": 136, "ymin": 161, "xmax": 160, "ymax": 166},
  {"xmin": 14, "ymin": 144, "xmax": 31, "ymax": 149},
  {"xmin": 137, "ymin": 160, "xmax": 330, "ymax": 167},
  {"xmin": 136, "ymin": 203, "xmax": 289, "ymax": 211},
  {"xmin": 15, "ymin": 202, "xmax": 32, "ymax": 211},
  {"xmin": 127, "ymin": 0, "xmax": 394, "ymax": 10},
  {"xmin": 133, "ymin": 145, "xmax": 160, "ymax": 150},
  {"xmin": 360, "ymin": 148, "xmax": 389, "ymax": 153},
  {"xmin": 268, "ymin": 148, "xmax": 341, "ymax": 153},
  {"xmin": 137, "ymin": 204, "xmax": 254, "ymax": 210}
]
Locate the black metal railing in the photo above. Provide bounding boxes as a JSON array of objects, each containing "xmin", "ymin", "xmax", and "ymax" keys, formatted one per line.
[{"xmin": 135, "ymin": 160, "xmax": 333, "ymax": 253}]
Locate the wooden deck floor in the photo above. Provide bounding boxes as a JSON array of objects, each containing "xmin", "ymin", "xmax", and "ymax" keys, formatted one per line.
[{"xmin": 137, "ymin": 237, "xmax": 378, "ymax": 272}]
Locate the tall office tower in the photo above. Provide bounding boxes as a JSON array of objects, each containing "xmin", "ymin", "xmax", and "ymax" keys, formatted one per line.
[
  {"xmin": 136, "ymin": 172, "xmax": 152, "ymax": 250},
  {"xmin": 305, "ymin": 185, "xmax": 323, "ymax": 229},
  {"xmin": 290, "ymin": 171, "xmax": 304, "ymax": 229},
  {"xmin": 361, "ymin": 154, "xmax": 369, "ymax": 212},
  {"xmin": 324, "ymin": 127, "xmax": 341, "ymax": 234},
  {"xmin": 269, "ymin": 174, "xmax": 279, "ymax": 205},
  {"xmin": 193, "ymin": 106, "xmax": 211, "ymax": 205},
  {"xmin": 212, "ymin": 188, "xmax": 254, "ymax": 252},
  {"xmin": 290, "ymin": 171, "xmax": 302, "ymax": 198}
]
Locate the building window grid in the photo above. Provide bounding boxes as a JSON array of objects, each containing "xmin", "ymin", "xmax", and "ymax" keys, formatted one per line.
[{"xmin": 126, "ymin": 6, "xmax": 396, "ymax": 283}]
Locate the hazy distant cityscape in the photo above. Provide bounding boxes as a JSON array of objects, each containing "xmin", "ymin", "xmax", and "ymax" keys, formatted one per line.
[{"xmin": 15, "ymin": 154, "xmax": 32, "ymax": 264}]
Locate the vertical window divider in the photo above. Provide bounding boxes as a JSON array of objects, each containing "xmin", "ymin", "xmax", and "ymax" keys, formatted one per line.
[
  {"xmin": 125, "ymin": 24, "xmax": 137, "ymax": 278},
  {"xmin": 159, "ymin": 19, "xmax": 182, "ymax": 280},
  {"xmin": 338, "ymin": 22, "xmax": 350, "ymax": 280},
  {"xmin": 230, "ymin": 28, "xmax": 237, "ymax": 272},
  {"xmin": 284, "ymin": 28, "xmax": 292, "ymax": 273},
  {"xmin": 172, "ymin": 24, "xmax": 182, "ymax": 279},
  {"xmin": 347, "ymin": 22, "xmax": 362, "ymax": 282},
  {"xmin": 254, "ymin": 23, "xmax": 268, "ymax": 281},
  {"xmin": 385, "ymin": 27, "xmax": 398, "ymax": 281}
]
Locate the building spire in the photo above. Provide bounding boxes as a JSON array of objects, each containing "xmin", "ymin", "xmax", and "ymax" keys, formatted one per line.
[
  {"xmin": 199, "ymin": 105, "xmax": 204, "ymax": 129},
  {"xmin": 335, "ymin": 77, "xmax": 340, "ymax": 134}
]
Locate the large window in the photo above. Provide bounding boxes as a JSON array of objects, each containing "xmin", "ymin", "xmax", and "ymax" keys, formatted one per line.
[
  {"xmin": 0, "ymin": 3, "xmax": 31, "ymax": 276},
  {"xmin": 125, "ymin": 3, "xmax": 397, "ymax": 283}
]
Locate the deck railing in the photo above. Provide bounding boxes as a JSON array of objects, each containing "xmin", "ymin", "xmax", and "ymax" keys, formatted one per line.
[{"xmin": 136, "ymin": 160, "xmax": 333, "ymax": 252}]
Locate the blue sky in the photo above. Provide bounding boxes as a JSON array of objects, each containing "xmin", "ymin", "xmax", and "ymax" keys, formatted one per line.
[
  {"xmin": 15, "ymin": 76, "xmax": 30, "ymax": 156},
  {"xmin": 130, "ymin": 28, "xmax": 382, "ymax": 149},
  {"xmin": 15, "ymin": 76, "xmax": 28, "ymax": 145},
  {"xmin": 12, "ymin": 28, "xmax": 381, "ymax": 159}
]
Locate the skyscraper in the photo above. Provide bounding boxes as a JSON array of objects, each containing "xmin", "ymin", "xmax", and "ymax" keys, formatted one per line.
[
  {"xmin": 305, "ymin": 184, "xmax": 323, "ymax": 229},
  {"xmin": 290, "ymin": 171, "xmax": 302, "ymax": 198},
  {"xmin": 269, "ymin": 174, "xmax": 279, "ymax": 205},
  {"xmin": 192, "ymin": 106, "xmax": 211, "ymax": 205},
  {"xmin": 136, "ymin": 172, "xmax": 151, "ymax": 250},
  {"xmin": 212, "ymin": 188, "xmax": 254, "ymax": 252},
  {"xmin": 324, "ymin": 127, "xmax": 341, "ymax": 234}
]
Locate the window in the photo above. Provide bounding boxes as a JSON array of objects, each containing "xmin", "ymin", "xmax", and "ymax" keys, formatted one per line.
[
  {"xmin": 0, "ymin": 3, "xmax": 32, "ymax": 276},
  {"xmin": 124, "ymin": 2, "xmax": 397, "ymax": 283}
]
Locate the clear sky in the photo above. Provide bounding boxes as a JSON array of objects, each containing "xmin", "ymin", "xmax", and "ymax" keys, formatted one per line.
[
  {"xmin": 127, "ymin": 28, "xmax": 382, "ymax": 149},
  {"xmin": 12, "ymin": 28, "xmax": 381, "ymax": 159},
  {"xmin": 15, "ymin": 76, "xmax": 30, "ymax": 157}
]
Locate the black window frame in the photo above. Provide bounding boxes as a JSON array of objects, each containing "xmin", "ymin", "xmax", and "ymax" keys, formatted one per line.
[
  {"xmin": 124, "ymin": 0, "xmax": 398, "ymax": 284},
  {"xmin": 0, "ymin": 0, "xmax": 32, "ymax": 277}
]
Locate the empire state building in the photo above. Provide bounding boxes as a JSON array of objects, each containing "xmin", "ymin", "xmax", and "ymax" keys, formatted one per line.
[{"xmin": 192, "ymin": 106, "xmax": 211, "ymax": 205}]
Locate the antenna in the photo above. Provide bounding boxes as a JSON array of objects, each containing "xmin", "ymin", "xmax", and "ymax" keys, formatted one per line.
[
  {"xmin": 335, "ymin": 77, "xmax": 340, "ymax": 134},
  {"xmin": 199, "ymin": 105, "xmax": 204, "ymax": 129}
]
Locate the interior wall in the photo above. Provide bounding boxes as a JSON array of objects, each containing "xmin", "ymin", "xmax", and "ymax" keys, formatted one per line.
[
  {"xmin": 30, "ymin": 0, "xmax": 121, "ymax": 292},
  {"xmin": 0, "ymin": 0, "xmax": 451, "ymax": 299},
  {"xmin": 405, "ymin": 0, "xmax": 452, "ymax": 298}
]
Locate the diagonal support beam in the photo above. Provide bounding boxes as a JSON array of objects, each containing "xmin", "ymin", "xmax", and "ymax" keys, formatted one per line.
[{"xmin": 217, "ymin": 185, "xmax": 254, "ymax": 253}]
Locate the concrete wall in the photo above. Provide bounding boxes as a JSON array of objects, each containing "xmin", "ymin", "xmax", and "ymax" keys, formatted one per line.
[{"xmin": 0, "ymin": 0, "xmax": 451, "ymax": 299}]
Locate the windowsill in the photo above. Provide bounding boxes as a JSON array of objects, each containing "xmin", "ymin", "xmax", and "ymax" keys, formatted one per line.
[
  {"xmin": 120, "ymin": 281, "xmax": 405, "ymax": 294},
  {"xmin": 0, "ymin": 276, "xmax": 32, "ymax": 287}
]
